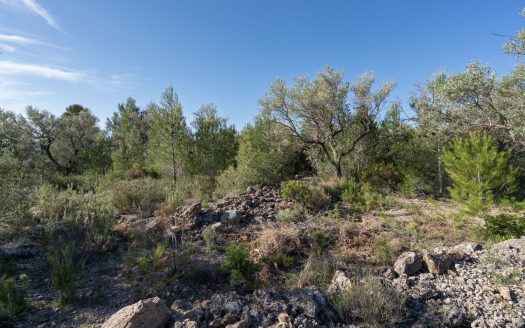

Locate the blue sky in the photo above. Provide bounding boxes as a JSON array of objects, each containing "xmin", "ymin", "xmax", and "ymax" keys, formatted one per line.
[{"xmin": 0, "ymin": 1, "xmax": 523, "ymax": 128}]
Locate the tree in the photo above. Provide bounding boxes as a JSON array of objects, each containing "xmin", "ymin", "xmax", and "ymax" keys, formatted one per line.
[
  {"xmin": 504, "ymin": 8, "xmax": 525, "ymax": 57},
  {"xmin": 148, "ymin": 87, "xmax": 189, "ymax": 184},
  {"xmin": 411, "ymin": 72, "xmax": 455, "ymax": 194},
  {"xmin": 442, "ymin": 134, "xmax": 516, "ymax": 215},
  {"xmin": 260, "ymin": 66, "xmax": 395, "ymax": 178},
  {"xmin": 190, "ymin": 104, "xmax": 237, "ymax": 180},
  {"xmin": 216, "ymin": 115, "xmax": 305, "ymax": 193},
  {"xmin": 26, "ymin": 105, "xmax": 104, "ymax": 175},
  {"xmin": 107, "ymin": 98, "xmax": 149, "ymax": 175}
]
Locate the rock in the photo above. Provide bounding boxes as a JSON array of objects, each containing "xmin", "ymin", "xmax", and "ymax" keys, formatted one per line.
[
  {"xmin": 101, "ymin": 297, "xmax": 171, "ymax": 328},
  {"xmin": 221, "ymin": 210, "xmax": 242, "ymax": 224},
  {"xmin": 422, "ymin": 248, "xmax": 461, "ymax": 274},
  {"xmin": 498, "ymin": 286, "xmax": 516, "ymax": 302},
  {"xmin": 327, "ymin": 270, "xmax": 352, "ymax": 294},
  {"xmin": 443, "ymin": 306, "xmax": 467, "ymax": 327},
  {"xmin": 288, "ymin": 286, "xmax": 336, "ymax": 323},
  {"xmin": 113, "ymin": 215, "xmax": 163, "ymax": 236},
  {"xmin": 225, "ymin": 320, "xmax": 246, "ymax": 328},
  {"xmin": 453, "ymin": 242, "xmax": 482, "ymax": 255},
  {"xmin": 394, "ymin": 251, "xmax": 423, "ymax": 276},
  {"xmin": 491, "ymin": 238, "xmax": 525, "ymax": 267},
  {"xmin": 0, "ymin": 244, "xmax": 37, "ymax": 260}
]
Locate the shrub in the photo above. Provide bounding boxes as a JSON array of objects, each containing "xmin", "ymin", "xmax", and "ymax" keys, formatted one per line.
[
  {"xmin": 313, "ymin": 229, "xmax": 329, "ymax": 256},
  {"xmin": 48, "ymin": 243, "xmax": 82, "ymax": 304},
  {"xmin": 483, "ymin": 214, "xmax": 525, "ymax": 240},
  {"xmin": 272, "ymin": 253, "xmax": 294, "ymax": 269},
  {"xmin": 280, "ymin": 181, "xmax": 330, "ymax": 210},
  {"xmin": 201, "ymin": 226, "xmax": 217, "ymax": 251},
  {"xmin": 111, "ymin": 178, "xmax": 166, "ymax": 217},
  {"xmin": 32, "ymin": 184, "xmax": 115, "ymax": 249},
  {"xmin": 342, "ymin": 180, "xmax": 381, "ymax": 213},
  {"xmin": 294, "ymin": 255, "xmax": 336, "ymax": 289},
  {"xmin": 442, "ymin": 134, "xmax": 516, "ymax": 216},
  {"xmin": 221, "ymin": 244, "xmax": 260, "ymax": 289},
  {"xmin": 373, "ymin": 234, "xmax": 403, "ymax": 265},
  {"xmin": 331, "ymin": 274, "xmax": 403, "ymax": 325},
  {"xmin": 0, "ymin": 273, "xmax": 29, "ymax": 319},
  {"xmin": 277, "ymin": 206, "xmax": 304, "ymax": 222}
]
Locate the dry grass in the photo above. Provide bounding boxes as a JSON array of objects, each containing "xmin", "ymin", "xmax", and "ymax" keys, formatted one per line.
[
  {"xmin": 330, "ymin": 272, "xmax": 404, "ymax": 326},
  {"xmin": 250, "ymin": 224, "xmax": 302, "ymax": 260}
]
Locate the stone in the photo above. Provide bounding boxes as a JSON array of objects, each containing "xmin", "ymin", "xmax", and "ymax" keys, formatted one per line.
[
  {"xmin": 498, "ymin": 286, "xmax": 516, "ymax": 302},
  {"xmin": 394, "ymin": 251, "xmax": 423, "ymax": 276},
  {"xmin": 101, "ymin": 297, "xmax": 171, "ymax": 328},
  {"xmin": 443, "ymin": 306, "xmax": 467, "ymax": 327},
  {"xmin": 221, "ymin": 210, "xmax": 242, "ymax": 224},
  {"xmin": 327, "ymin": 270, "xmax": 352, "ymax": 294},
  {"xmin": 491, "ymin": 238, "xmax": 525, "ymax": 267},
  {"xmin": 422, "ymin": 248, "xmax": 458, "ymax": 274}
]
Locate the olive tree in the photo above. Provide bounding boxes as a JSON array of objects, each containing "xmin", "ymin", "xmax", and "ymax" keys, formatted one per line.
[{"xmin": 260, "ymin": 66, "xmax": 395, "ymax": 177}]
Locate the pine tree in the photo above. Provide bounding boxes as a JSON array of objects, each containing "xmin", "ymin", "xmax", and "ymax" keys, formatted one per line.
[{"xmin": 442, "ymin": 134, "xmax": 516, "ymax": 215}]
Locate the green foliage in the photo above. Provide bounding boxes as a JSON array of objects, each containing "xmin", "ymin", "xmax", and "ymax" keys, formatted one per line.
[
  {"xmin": 110, "ymin": 178, "xmax": 167, "ymax": 217},
  {"xmin": 48, "ymin": 243, "xmax": 82, "ymax": 304},
  {"xmin": 147, "ymin": 87, "xmax": 190, "ymax": 184},
  {"xmin": 277, "ymin": 206, "xmax": 305, "ymax": 222},
  {"xmin": 341, "ymin": 179, "xmax": 381, "ymax": 213},
  {"xmin": 442, "ymin": 134, "xmax": 516, "ymax": 215},
  {"xmin": 261, "ymin": 67, "xmax": 395, "ymax": 177},
  {"xmin": 189, "ymin": 105, "xmax": 238, "ymax": 182},
  {"xmin": 201, "ymin": 226, "xmax": 217, "ymax": 251},
  {"xmin": 216, "ymin": 117, "xmax": 303, "ymax": 194},
  {"xmin": 0, "ymin": 273, "xmax": 29, "ymax": 319},
  {"xmin": 272, "ymin": 253, "xmax": 294, "ymax": 269},
  {"xmin": 331, "ymin": 274, "xmax": 403, "ymax": 325},
  {"xmin": 221, "ymin": 245, "xmax": 260, "ymax": 289},
  {"xmin": 373, "ymin": 234, "xmax": 402, "ymax": 265},
  {"xmin": 280, "ymin": 181, "xmax": 330, "ymax": 210},
  {"xmin": 136, "ymin": 243, "xmax": 170, "ymax": 272},
  {"xmin": 482, "ymin": 214, "xmax": 525, "ymax": 240},
  {"xmin": 312, "ymin": 229, "xmax": 329, "ymax": 256},
  {"xmin": 107, "ymin": 98, "xmax": 149, "ymax": 175}
]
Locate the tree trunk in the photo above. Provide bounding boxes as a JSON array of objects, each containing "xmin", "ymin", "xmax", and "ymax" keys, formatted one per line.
[{"xmin": 437, "ymin": 141, "xmax": 443, "ymax": 195}]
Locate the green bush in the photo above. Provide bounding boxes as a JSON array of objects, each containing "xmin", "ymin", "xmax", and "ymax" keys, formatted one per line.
[
  {"xmin": 331, "ymin": 274, "xmax": 403, "ymax": 325},
  {"xmin": 313, "ymin": 229, "xmax": 329, "ymax": 256},
  {"xmin": 221, "ymin": 245, "xmax": 260, "ymax": 289},
  {"xmin": 111, "ymin": 178, "xmax": 166, "ymax": 217},
  {"xmin": 272, "ymin": 253, "xmax": 294, "ymax": 269},
  {"xmin": 483, "ymin": 214, "xmax": 525, "ymax": 240},
  {"xmin": 201, "ymin": 226, "xmax": 217, "ymax": 251},
  {"xmin": 0, "ymin": 273, "xmax": 29, "ymax": 319},
  {"xmin": 48, "ymin": 243, "xmax": 82, "ymax": 304},
  {"xmin": 442, "ymin": 134, "xmax": 516, "ymax": 216},
  {"xmin": 280, "ymin": 181, "xmax": 330, "ymax": 210},
  {"xmin": 341, "ymin": 180, "xmax": 381, "ymax": 213}
]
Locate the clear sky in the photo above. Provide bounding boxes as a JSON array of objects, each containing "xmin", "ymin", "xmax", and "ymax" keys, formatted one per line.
[{"xmin": 0, "ymin": 0, "xmax": 523, "ymax": 128}]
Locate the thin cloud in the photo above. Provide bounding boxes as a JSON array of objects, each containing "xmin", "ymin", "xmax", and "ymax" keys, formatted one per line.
[
  {"xmin": 0, "ymin": 0, "xmax": 62, "ymax": 31},
  {"xmin": 0, "ymin": 60, "xmax": 84, "ymax": 81},
  {"xmin": 0, "ymin": 33, "xmax": 66, "ymax": 49},
  {"xmin": 0, "ymin": 43, "xmax": 15, "ymax": 52}
]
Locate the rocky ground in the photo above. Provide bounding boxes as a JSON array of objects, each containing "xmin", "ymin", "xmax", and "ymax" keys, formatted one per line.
[{"xmin": 2, "ymin": 186, "xmax": 525, "ymax": 328}]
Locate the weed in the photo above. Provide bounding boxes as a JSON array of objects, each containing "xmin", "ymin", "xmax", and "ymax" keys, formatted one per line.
[
  {"xmin": 0, "ymin": 273, "xmax": 29, "ymax": 319},
  {"xmin": 48, "ymin": 243, "xmax": 82, "ymax": 304},
  {"xmin": 331, "ymin": 274, "xmax": 403, "ymax": 326},
  {"xmin": 221, "ymin": 244, "xmax": 260, "ymax": 289}
]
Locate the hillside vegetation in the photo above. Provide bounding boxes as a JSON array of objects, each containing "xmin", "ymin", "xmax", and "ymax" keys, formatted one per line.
[{"xmin": 2, "ymin": 10, "xmax": 525, "ymax": 328}]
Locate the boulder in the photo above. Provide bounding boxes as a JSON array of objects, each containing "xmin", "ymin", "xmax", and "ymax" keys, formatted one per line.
[
  {"xmin": 491, "ymin": 238, "xmax": 525, "ymax": 267},
  {"xmin": 422, "ymin": 248, "xmax": 462, "ymax": 274},
  {"xmin": 101, "ymin": 297, "xmax": 171, "ymax": 328},
  {"xmin": 394, "ymin": 251, "xmax": 423, "ymax": 276},
  {"xmin": 327, "ymin": 270, "xmax": 352, "ymax": 294},
  {"xmin": 221, "ymin": 210, "xmax": 242, "ymax": 224}
]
